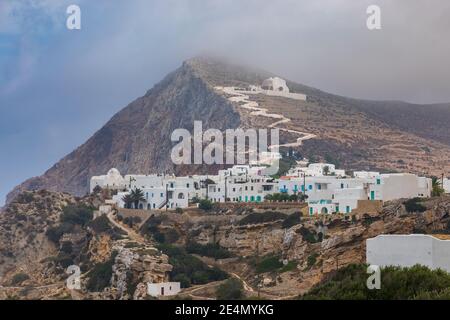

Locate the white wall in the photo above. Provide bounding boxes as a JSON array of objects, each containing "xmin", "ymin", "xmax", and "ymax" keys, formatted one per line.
[
  {"xmin": 444, "ymin": 178, "xmax": 450, "ymax": 194},
  {"xmin": 147, "ymin": 282, "xmax": 181, "ymax": 297},
  {"xmin": 367, "ymin": 234, "xmax": 450, "ymax": 272}
]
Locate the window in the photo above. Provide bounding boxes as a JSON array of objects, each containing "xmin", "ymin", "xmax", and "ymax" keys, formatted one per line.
[
  {"xmin": 376, "ymin": 179, "xmax": 381, "ymax": 185},
  {"xmin": 251, "ymin": 186, "xmax": 254, "ymax": 191},
  {"xmin": 186, "ymin": 183, "xmax": 190, "ymax": 188},
  {"xmin": 346, "ymin": 206, "xmax": 350, "ymax": 213},
  {"xmin": 317, "ymin": 184, "xmax": 322, "ymax": 190},
  {"xmin": 308, "ymin": 185, "xmax": 313, "ymax": 190},
  {"xmin": 341, "ymin": 183, "xmax": 344, "ymax": 189},
  {"xmin": 160, "ymin": 193, "xmax": 164, "ymax": 197},
  {"xmin": 309, "ymin": 207, "xmax": 313, "ymax": 215},
  {"xmin": 336, "ymin": 206, "xmax": 339, "ymax": 213},
  {"xmin": 250, "ymin": 196, "xmax": 255, "ymax": 202}
]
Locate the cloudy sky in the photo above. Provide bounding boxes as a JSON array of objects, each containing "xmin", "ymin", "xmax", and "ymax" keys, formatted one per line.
[{"xmin": 1, "ymin": 0, "xmax": 450, "ymax": 204}]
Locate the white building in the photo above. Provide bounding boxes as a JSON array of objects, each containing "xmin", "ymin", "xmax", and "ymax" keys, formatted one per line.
[
  {"xmin": 93, "ymin": 164, "xmax": 432, "ymax": 213},
  {"xmin": 287, "ymin": 163, "xmax": 346, "ymax": 178},
  {"xmin": 90, "ymin": 168, "xmax": 126, "ymax": 193},
  {"xmin": 367, "ymin": 234, "xmax": 450, "ymax": 273},
  {"xmin": 278, "ymin": 169, "xmax": 432, "ymax": 215},
  {"xmin": 444, "ymin": 178, "xmax": 450, "ymax": 194},
  {"xmin": 262, "ymin": 77, "xmax": 290, "ymax": 92},
  {"xmin": 147, "ymin": 282, "xmax": 181, "ymax": 297}
]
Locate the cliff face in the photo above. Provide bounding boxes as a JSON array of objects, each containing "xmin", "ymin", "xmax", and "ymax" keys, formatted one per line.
[{"xmin": 6, "ymin": 56, "xmax": 450, "ymax": 204}]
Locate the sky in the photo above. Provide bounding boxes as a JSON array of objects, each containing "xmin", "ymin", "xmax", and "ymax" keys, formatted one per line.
[{"xmin": 1, "ymin": 0, "xmax": 450, "ymax": 205}]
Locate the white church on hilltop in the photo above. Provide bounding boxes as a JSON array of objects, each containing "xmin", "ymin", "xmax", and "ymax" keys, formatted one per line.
[
  {"xmin": 244, "ymin": 77, "xmax": 307, "ymax": 101},
  {"xmin": 90, "ymin": 168, "xmax": 126, "ymax": 192},
  {"xmin": 261, "ymin": 77, "xmax": 290, "ymax": 92}
]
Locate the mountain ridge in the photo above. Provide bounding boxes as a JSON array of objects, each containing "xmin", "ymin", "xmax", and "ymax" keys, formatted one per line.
[{"xmin": 5, "ymin": 56, "xmax": 450, "ymax": 204}]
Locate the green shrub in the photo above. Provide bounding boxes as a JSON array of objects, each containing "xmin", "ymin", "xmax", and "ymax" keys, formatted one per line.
[
  {"xmin": 300, "ymin": 264, "xmax": 450, "ymax": 300},
  {"xmin": 216, "ymin": 278, "xmax": 244, "ymax": 300},
  {"xmin": 157, "ymin": 244, "xmax": 228, "ymax": 288},
  {"xmin": 60, "ymin": 204, "xmax": 94, "ymax": 227},
  {"xmin": 86, "ymin": 251, "xmax": 118, "ymax": 292},
  {"xmin": 280, "ymin": 261, "xmax": 298, "ymax": 273},
  {"xmin": 175, "ymin": 207, "xmax": 183, "ymax": 214},
  {"xmin": 306, "ymin": 253, "xmax": 319, "ymax": 269},
  {"xmin": 297, "ymin": 227, "xmax": 319, "ymax": 243},
  {"xmin": 11, "ymin": 273, "xmax": 29, "ymax": 286},
  {"xmin": 198, "ymin": 199, "xmax": 213, "ymax": 211},
  {"xmin": 282, "ymin": 212, "xmax": 302, "ymax": 229},
  {"xmin": 186, "ymin": 242, "xmax": 233, "ymax": 259},
  {"xmin": 256, "ymin": 255, "xmax": 283, "ymax": 273},
  {"xmin": 45, "ymin": 223, "xmax": 74, "ymax": 244},
  {"xmin": 265, "ymin": 193, "xmax": 306, "ymax": 202},
  {"xmin": 89, "ymin": 215, "xmax": 112, "ymax": 233},
  {"xmin": 239, "ymin": 211, "xmax": 286, "ymax": 226},
  {"xmin": 404, "ymin": 198, "xmax": 427, "ymax": 213},
  {"xmin": 60, "ymin": 241, "xmax": 73, "ymax": 254}
]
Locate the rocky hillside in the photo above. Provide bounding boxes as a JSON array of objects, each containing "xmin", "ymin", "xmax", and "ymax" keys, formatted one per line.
[
  {"xmin": 0, "ymin": 190, "xmax": 173, "ymax": 300},
  {"xmin": 1, "ymin": 189, "xmax": 450, "ymax": 299},
  {"xmin": 7, "ymin": 56, "xmax": 450, "ymax": 204},
  {"xmin": 139, "ymin": 196, "xmax": 450, "ymax": 298}
]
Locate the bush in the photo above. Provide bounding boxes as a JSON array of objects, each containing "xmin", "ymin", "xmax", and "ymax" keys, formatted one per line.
[
  {"xmin": 89, "ymin": 215, "xmax": 112, "ymax": 233},
  {"xmin": 239, "ymin": 212, "xmax": 286, "ymax": 226},
  {"xmin": 280, "ymin": 261, "xmax": 298, "ymax": 273},
  {"xmin": 265, "ymin": 193, "xmax": 305, "ymax": 202},
  {"xmin": 306, "ymin": 253, "xmax": 319, "ymax": 270},
  {"xmin": 60, "ymin": 241, "xmax": 73, "ymax": 254},
  {"xmin": 282, "ymin": 212, "xmax": 302, "ymax": 229},
  {"xmin": 216, "ymin": 278, "xmax": 244, "ymax": 300},
  {"xmin": 175, "ymin": 207, "xmax": 183, "ymax": 214},
  {"xmin": 186, "ymin": 242, "xmax": 233, "ymax": 259},
  {"xmin": 60, "ymin": 204, "xmax": 94, "ymax": 227},
  {"xmin": 297, "ymin": 227, "xmax": 319, "ymax": 243},
  {"xmin": 86, "ymin": 251, "xmax": 118, "ymax": 292},
  {"xmin": 11, "ymin": 273, "xmax": 29, "ymax": 286},
  {"xmin": 157, "ymin": 244, "xmax": 228, "ymax": 288},
  {"xmin": 300, "ymin": 264, "xmax": 450, "ymax": 300},
  {"xmin": 256, "ymin": 255, "xmax": 283, "ymax": 273},
  {"xmin": 404, "ymin": 198, "xmax": 427, "ymax": 213},
  {"xmin": 45, "ymin": 223, "xmax": 74, "ymax": 244},
  {"xmin": 199, "ymin": 199, "xmax": 213, "ymax": 211}
]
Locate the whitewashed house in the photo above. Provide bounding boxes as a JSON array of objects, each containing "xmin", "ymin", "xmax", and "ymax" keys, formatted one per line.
[
  {"xmin": 147, "ymin": 282, "xmax": 181, "ymax": 297},
  {"xmin": 287, "ymin": 163, "xmax": 346, "ymax": 178},
  {"xmin": 278, "ymin": 167, "xmax": 432, "ymax": 215},
  {"xmin": 367, "ymin": 234, "xmax": 450, "ymax": 273},
  {"xmin": 444, "ymin": 178, "xmax": 450, "ymax": 194}
]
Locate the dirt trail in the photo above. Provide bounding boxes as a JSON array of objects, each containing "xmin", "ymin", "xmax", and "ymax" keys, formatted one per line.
[
  {"xmin": 106, "ymin": 211, "xmax": 147, "ymax": 245},
  {"xmin": 216, "ymin": 87, "xmax": 316, "ymax": 149}
]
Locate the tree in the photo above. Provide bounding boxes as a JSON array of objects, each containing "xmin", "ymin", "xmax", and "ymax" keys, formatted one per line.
[
  {"xmin": 198, "ymin": 199, "xmax": 213, "ymax": 211},
  {"xmin": 121, "ymin": 194, "xmax": 134, "ymax": 209},
  {"xmin": 431, "ymin": 177, "xmax": 444, "ymax": 197},
  {"xmin": 216, "ymin": 278, "xmax": 244, "ymax": 300},
  {"xmin": 323, "ymin": 165, "xmax": 330, "ymax": 176},
  {"xmin": 131, "ymin": 188, "xmax": 146, "ymax": 209}
]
